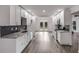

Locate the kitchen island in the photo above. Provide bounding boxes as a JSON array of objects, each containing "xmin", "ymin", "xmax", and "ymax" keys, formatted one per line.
[{"xmin": 56, "ymin": 30, "xmax": 72, "ymax": 45}]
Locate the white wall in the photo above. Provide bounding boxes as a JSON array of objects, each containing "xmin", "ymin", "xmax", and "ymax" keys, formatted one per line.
[
  {"xmin": 30, "ymin": 16, "xmax": 36, "ymax": 32},
  {"xmin": 64, "ymin": 8, "xmax": 72, "ymax": 31},
  {"xmin": 0, "ymin": 5, "xmax": 10, "ymax": 26}
]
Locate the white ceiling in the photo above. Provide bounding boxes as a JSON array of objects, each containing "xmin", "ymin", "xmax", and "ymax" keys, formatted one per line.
[{"xmin": 21, "ymin": 5, "xmax": 74, "ymax": 17}]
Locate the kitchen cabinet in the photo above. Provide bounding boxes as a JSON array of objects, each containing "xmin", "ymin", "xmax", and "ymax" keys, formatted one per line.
[
  {"xmin": 16, "ymin": 33, "xmax": 31, "ymax": 53},
  {"xmin": 57, "ymin": 30, "xmax": 72, "ymax": 45},
  {"xmin": 21, "ymin": 8, "xmax": 26, "ymax": 18},
  {"xmin": 10, "ymin": 5, "xmax": 16, "ymax": 25},
  {"xmin": 16, "ymin": 6, "xmax": 21, "ymax": 25},
  {"xmin": 77, "ymin": 33, "xmax": 79, "ymax": 52},
  {"xmin": 0, "ymin": 32, "xmax": 29, "ymax": 53},
  {"xmin": 0, "ymin": 38, "xmax": 16, "ymax": 53},
  {"xmin": 72, "ymin": 32, "xmax": 79, "ymax": 52},
  {"xmin": 10, "ymin": 5, "xmax": 21, "ymax": 25}
]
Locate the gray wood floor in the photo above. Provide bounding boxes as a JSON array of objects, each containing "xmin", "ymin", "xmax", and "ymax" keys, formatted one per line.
[{"xmin": 23, "ymin": 32, "xmax": 78, "ymax": 53}]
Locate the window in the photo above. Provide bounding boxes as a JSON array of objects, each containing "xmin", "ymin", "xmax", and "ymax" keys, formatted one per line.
[{"xmin": 73, "ymin": 21, "xmax": 76, "ymax": 30}]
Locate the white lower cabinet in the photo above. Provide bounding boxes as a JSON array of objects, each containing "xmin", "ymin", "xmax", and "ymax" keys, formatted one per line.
[
  {"xmin": 57, "ymin": 31, "xmax": 72, "ymax": 45},
  {"xmin": 16, "ymin": 33, "xmax": 30, "ymax": 53}
]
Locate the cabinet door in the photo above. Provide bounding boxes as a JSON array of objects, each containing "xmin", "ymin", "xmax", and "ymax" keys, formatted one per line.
[
  {"xmin": 61, "ymin": 32, "xmax": 72, "ymax": 45},
  {"xmin": 21, "ymin": 8, "xmax": 25, "ymax": 17},
  {"xmin": 16, "ymin": 34, "xmax": 28, "ymax": 53},
  {"xmin": 77, "ymin": 33, "xmax": 79, "ymax": 52},
  {"xmin": 10, "ymin": 5, "xmax": 16, "ymax": 25},
  {"xmin": 16, "ymin": 6, "xmax": 21, "ymax": 25},
  {"xmin": 57, "ymin": 32, "xmax": 61, "ymax": 43},
  {"xmin": 16, "ymin": 37, "xmax": 22, "ymax": 53},
  {"xmin": 0, "ymin": 38, "xmax": 16, "ymax": 53}
]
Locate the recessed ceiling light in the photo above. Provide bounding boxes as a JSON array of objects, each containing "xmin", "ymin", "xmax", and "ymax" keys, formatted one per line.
[{"xmin": 42, "ymin": 10, "xmax": 46, "ymax": 13}]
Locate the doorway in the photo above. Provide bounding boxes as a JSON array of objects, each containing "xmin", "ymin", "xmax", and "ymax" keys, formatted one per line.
[{"xmin": 40, "ymin": 21, "xmax": 48, "ymax": 31}]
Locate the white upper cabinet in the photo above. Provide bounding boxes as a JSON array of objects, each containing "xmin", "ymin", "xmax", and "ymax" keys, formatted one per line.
[
  {"xmin": 10, "ymin": 5, "xmax": 31, "ymax": 26},
  {"xmin": 21, "ymin": 8, "xmax": 26, "ymax": 17},
  {"xmin": 16, "ymin": 6, "xmax": 21, "ymax": 25},
  {"xmin": 10, "ymin": 5, "xmax": 21, "ymax": 25},
  {"xmin": 10, "ymin": 5, "xmax": 16, "ymax": 25}
]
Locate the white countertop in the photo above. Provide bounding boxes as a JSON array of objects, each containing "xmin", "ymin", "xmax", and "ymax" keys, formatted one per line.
[
  {"xmin": 1, "ymin": 32, "xmax": 27, "ymax": 39},
  {"xmin": 57, "ymin": 30, "xmax": 71, "ymax": 33}
]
